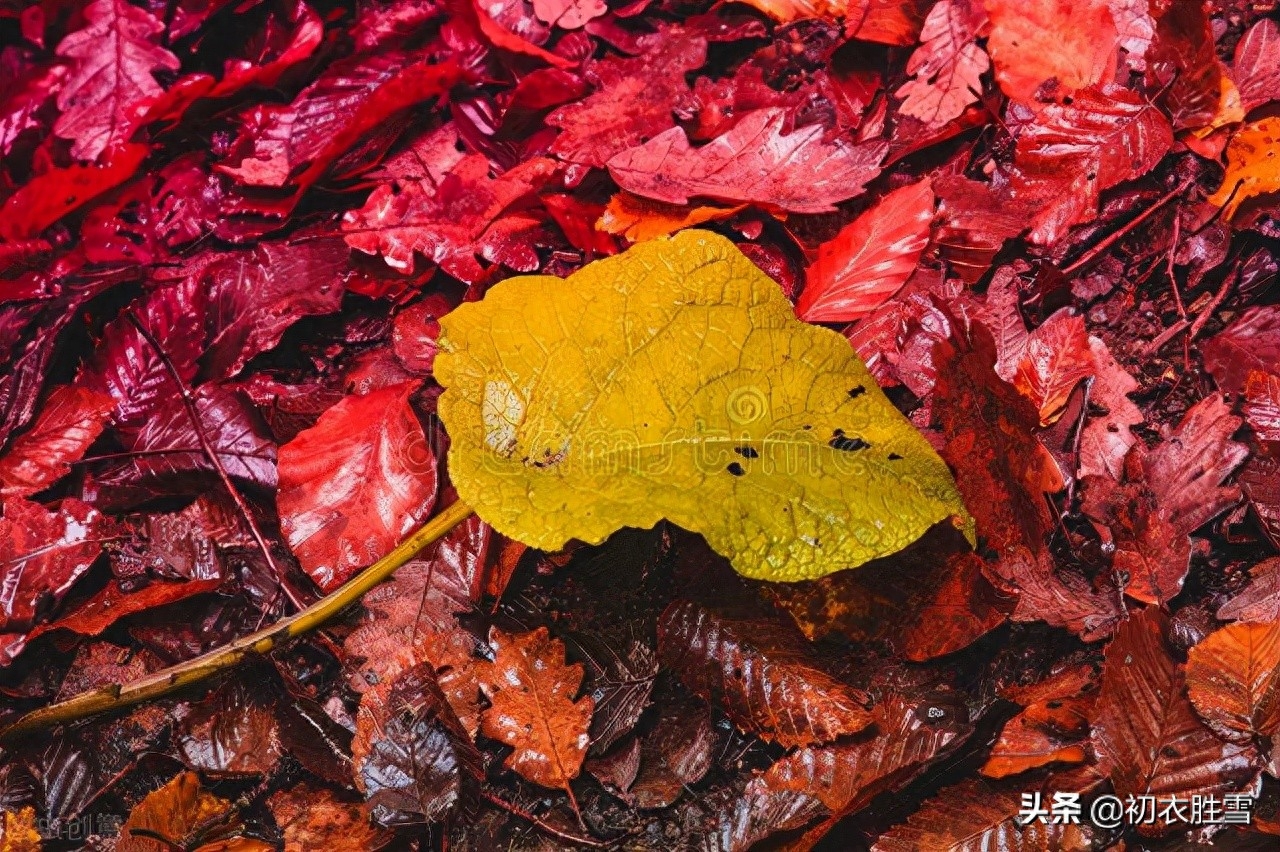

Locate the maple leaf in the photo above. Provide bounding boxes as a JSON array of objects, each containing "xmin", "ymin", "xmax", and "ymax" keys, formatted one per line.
[
  {"xmin": 436, "ymin": 230, "xmax": 971, "ymax": 582},
  {"xmin": 1012, "ymin": 309, "xmax": 1094, "ymax": 426},
  {"xmin": 0, "ymin": 498, "xmax": 105, "ymax": 637},
  {"xmin": 1092, "ymin": 609, "xmax": 1259, "ymax": 832},
  {"xmin": 1202, "ymin": 307, "xmax": 1280, "ymax": 395},
  {"xmin": 116, "ymin": 771, "xmax": 272, "ymax": 852},
  {"xmin": 1207, "ymin": 118, "xmax": 1280, "ymax": 220},
  {"xmin": 658, "ymin": 599, "xmax": 874, "ymax": 747},
  {"xmin": 983, "ymin": 0, "xmax": 1115, "ymax": 104},
  {"xmin": 1186, "ymin": 621, "xmax": 1280, "ymax": 745},
  {"xmin": 1081, "ymin": 395, "xmax": 1248, "ymax": 606},
  {"xmin": 269, "ymin": 784, "xmax": 392, "ymax": 852},
  {"xmin": 797, "ymin": 178, "xmax": 936, "ymax": 323},
  {"xmin": 1233, "ymin": 19, "xmax": 1280, "ymax": 114},
  {"xmin": 607, "ymin": 108, "xmax": 888, "ymax": 214},
  {"xmin": 342, "ymin": 154, "xmax": 557, "ymax": 283},
  {"xmin": 894, "ymin": 0, "xmax": 990, "ymax": 129},
  {"xmin": 52, "ymin": 0, "xmax": 180, "ymax": 161},
  {"xmin": 277, "ymin": 383, "xmax": 438, "ymax": 591},
  {"xmin": 1006, "ymin": 84, "xmax": 1173, "ymax": 245},
  {"xmin": 476, "ymin": 626, "xmax": 594, "ymax": 796},
  {"xmin": 546, "ymin": 30, "xmax": 707, "ymax": 168},
  {"xmin": 1245, "ymin": 371, "xmax": 1280, "ymax": 443},
  {"xmin": 0, "ymin": 386, "xmax": 114, "ymax": 498}
]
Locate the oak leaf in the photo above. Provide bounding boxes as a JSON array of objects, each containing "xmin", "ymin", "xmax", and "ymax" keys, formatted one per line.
[
  {"xmin": 435, "ymin": 230, "xmax": 971, "ymax": 582},
  {"xmin": 476, "ymin": 626, "xmax": 594, "ymax": 795},
  {"xmin": 607, "ymin": 109, "xmax": 888, "ymax": 215},
  {"xmin": 277, "ymin": 383, "xmax": 437, "ymax": 591},
  {"xmin": 797, "ymin": 178, "xmax": 935, "ymax": 323},
  {"xmin": 1207, "ymin": 118, "xmax": 1280, "ymax": 219},
  {"xmin": 894, "ymin": 0, "xmax": 990, "ymax": 129},
  {"xmin": 1186, "ymin": 621, "xmax": 1280, "ymax": 744},
  {"xmin": 658, "ymin": 599, "xmax": 874, "ymax": 747},
  {"xmin": 53, "ymin": 0, "xmax": 180, "ymax": 161}
]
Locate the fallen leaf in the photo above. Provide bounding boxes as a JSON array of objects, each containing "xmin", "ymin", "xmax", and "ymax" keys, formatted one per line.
[
  {"xmin": 268, "ymin": 784, "xmax": 392, "ymax": 852},
  {"xmin": 597, "ymin": 192, "xmax": 740, "ymax": 243},
  {"xmin": 117, "ymin": 771, "xmax": 271, "ymax": 852},
  {"xmin": 277, "ymin": 383, "xmax": 437, "ymax": 591},
  {"xmin": 797, "ymin": 178, "xmax": 936, "ymax": 323},
  {"xmin": 476, "ymin": 626, "xmax": 594, "ymax": 795},
  {"xmin": 1233, "ymin": 19, "xmax": 1280, "ymax": 113},
  {"xmin": 0, "ymin": 498, "xmax": 105, "ymax": 637},
  {"xmin": 0, "ymin": 807, "xmax": 40, "ymax": 852},
  {"xmin": 436, "ymin": 230, "xmax": 971, "ymax": 582},
  {"xmin": 1207, "ymin": 118, "xmax": 1280, "ymax": 219},
  {"xmin": 658, "ymin": 599, "xmax": 874, "ymax": 747},
  {"xmin": 0, "ymin": 386, "xmax": 115, "ymax": 497},
  {"xmin": 982, "ymin": 664, "xmax": 1098, "ymax": 778},
  {"xmin": 1201, "ymin": 305, "xmax": 1280, "ymax": 394},
  {"xmin": 1092, "ymin": 609, "xmax": 1258, "ymax": 831},
  {"xmin": 983, "ymin": 0, "xmax": 1115, "ymax": 104},
  {"xmin": 1187, "ymin": 621, "xmax": 1280, "ymax": 744},
  {"xmin": 902, "ymin": 550, "xmax": 1009, "ymax": 661},
  {"xmin": 0, "ymin": 143, "xmax": 149, "ymax": 240},
  {"xmin": 894, "ymin": 0, "xmax": 990, "ymax": 128},
  {"xmin": 174, "ymin": 679, "xmax": 283, "ymax": 775},
  {"xmin": 1219, "ymin": 558, "xmax": 1280, "ymax": 623},
  {"xmin": 1077, "ymin": 336, "xmax": 1143, "ymax": 481},
  {"xmin": 1245, "ymin": 371, "xmax": 1280, "ymax": 443},
  {"xmin": 532, "ymin": 0, "xmax": 605, "ymax": 29},
  {"xmin": 1145, "ymin": 0, "xmax": 1226, "ymax": 131},
  {"xmin": 624, "ymin": 695, "xmax": 716, "ymax": 809},
  {"xmin": 1012, "ymin": 309, "xmax": 1094, "ymax": 426},
  {"xmin": 52, "ymin": 0, "xmax": 180, "ymax": 161},
  {"xmin": 607, "ymin": 109, "xmax": 888, "ymax": 214}
]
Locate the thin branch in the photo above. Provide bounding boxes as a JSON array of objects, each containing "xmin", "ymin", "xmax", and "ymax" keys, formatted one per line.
[
  {"xmin": 1061, "ymin": 179, "xmax": 1193, "ymax": 277},
  {"xmin": 479, "ymin": 789, "xmax": 609, "ymax": 848},
  {"xmin": 125, "ymin": 312, "xmax": 304, "ymax": 611},
  {"xmin": 0, "ymin": 500, "xmax": 474, "ymax": 741}
]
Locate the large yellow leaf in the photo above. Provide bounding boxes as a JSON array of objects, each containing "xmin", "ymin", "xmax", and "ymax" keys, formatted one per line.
[{"xmin": 436, "ymin": 230, "xmax": 972, "ymax": 582}]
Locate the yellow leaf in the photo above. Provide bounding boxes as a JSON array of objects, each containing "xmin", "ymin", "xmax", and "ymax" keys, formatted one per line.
[
  {"xmin": 1208, "ymin": 117, "xmax": 1280, "ymax": 218},
  {"xmin": 436, "ymin": 230, "xmax": 972, "ymax": 582},
  {"xmin": 0, "ymin": 808, "xmax": 41, "ymax": 852}
]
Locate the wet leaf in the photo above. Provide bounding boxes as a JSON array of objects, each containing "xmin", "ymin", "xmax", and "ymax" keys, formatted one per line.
[
  {"xmin": 0, "ymin": 386, "xmax": 114, "ymax": 498},
  {"xmin": 1202, "ymin": 305, "xmax": 1280, "ymax": 395},
  {"xmin": 1208, "ymin": 118, "xmax": 1280, "ymax": 220},
  {"xmin": 1012, "ymin": 309, "xmax": 1094, "ymax": 426},
  {"xmin": 1186, "ymin": 621, "xmax": 1280, "ymax": 744},
  {"xmin": 894, "ymin": 0, "xmax": 989, "ymax": 129},
  {"xmin": 117, "ymin": 771, "xmax": 271, "ymax": 852},
  {"xmin": 0, "ymin": 807, "xmax": 40, "ymax": 852},
  {"xmin": 1233, "ymin": 19, "xmax": 1280, "ymax": 114},
  {"xmin": 984, "ymin": 0, "xmax": 1115, "ymax": 104},
  {"xmin": 0, "ymin": 498, "xmax": 105, "ymax": 638},
  {"xmin": 269, "ymin": 783, "xmax": 392, "ymax": 852},
  {"xmin": 436, "ymin": 230, "xmax": 971, "ymax": 582}
]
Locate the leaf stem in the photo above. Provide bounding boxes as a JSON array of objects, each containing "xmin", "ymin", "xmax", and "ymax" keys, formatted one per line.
[{"xmin": 0, "ymin": 500, "xmax": 474, "ymax": 742}]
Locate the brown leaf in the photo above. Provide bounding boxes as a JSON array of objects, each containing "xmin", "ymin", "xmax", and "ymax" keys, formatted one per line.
[
  {"xmin": 658, "ymin": 599, "xmax": 874, "ymax": 747},
  {"xmin": 1082, "ymin": 394, "xmax": 1248, "ymax": 606},
  {"xmin": 1187, "ymin": 621, "xmax": 1280, "ymax": 744},
  {"xmin": 476, "ymin": 626, "xmax": 594, "ymax": 794},
  {"xmin": 567, "ymin": 632, "xmax": 658, "ymax": 755},
  {"xmin": 268, "ymin": 784, "xmax": 391, "ymax": 852},
  {"xmin": 0, "ymin": 807, "xmax": 41, "ymax": 852},
  {"xmin": 1219, "ymin": 557, "xmax": 1280, "ymax": 623},
  {"xmin": 626, "ymin": 695, "xmax": 716, "ymax": 809},
  {"xmin": 902, "ymin": 550, "xmax": 1009, "ymax": 662},
  {"xmin": 1092, "ymin": 609, "xmax": 1258, "ymax": 831},
  {"xmin": 982, "ymin": 664, "xmax": 1099, "ymax": 778},
  {"xmin": 117, "ymin": 771, "xmax": 270, "ymax": 852},
  {"xmin": 1012, "ymin": 310, "xmax": 1094, "ymax": 426},
  {"xmin": 706, "ymin": 779, "xmax": 825, "ymax": 852},
  {"xmin": 1078, "ymin": 336, "xmax": 1143, "ymax": 481},
  {"xmin": 0, "ymin": 386, "xmax": 114, "ymax": 498},
  {"xmin": 174, "ymin": 679, "xmax": 283, "ymax": 776},
  {"xmin": 871, "ymin": 778, "xmax": 1104, "ymax": 851}
]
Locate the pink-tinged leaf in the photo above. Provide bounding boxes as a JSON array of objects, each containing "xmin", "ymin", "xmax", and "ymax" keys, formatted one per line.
[
  {"xmin": 465, "ymin": 0, "xmax": 575, "ymax": 69},
  {"xmin": 797, "ymin": 179, "xmax": 935, "ymax": 323},
  {"xmin": 1077, "ymin": 336, "xmax": 1143, "ymax": 481},
  {"xmin": 218, "ymin": 56, "xmax": 464, "ymax": 190},
  {"xmin": 894, "ymin": 0, "xmax": 989, "ymax": 129},
  {"xmin": 1244, "ymin": 371, "xmax": 1280, "ymax": 443},
  {"xmin": 1092, "ymin": 609, "xmax": 1258, "ymax": 830},
  {"xmin": 1109, "ymin": 0, "xmax": 1154, "ymax": 71},
  {"xmin": 0, "ymin": 387, "xmax": 115, "ymax": 498},
  {"xmin": 392, "ymin": 294, "xmax": 453, "ymax": 375},
  {"xmin": 208, "ymin": 0, "xmax": 324, "ymax": 99},
  {"xmin": 52, "ymin": 0, "xmax": 181, "ymax": 161},
  {"xmin": 0, "ymin": 63, "xmax": 66, "ymax": 157},
  {"xmin": 532, "ymin": 0, "xmax": 605, "ymax": 29},
  {"xmin": 1202, "ymin": 305, "xmax": 1280, "ymax": 394},
  {"xmin": 608, "ymin": 108, "xmax": 888, "ymax": 215},
  {"xmin": 278, "ymin": 383, "xmax": 438, "ymax": 591},
  {"xmin": 1233, "ymin": 19, "xmax": 1280, "ymax": 113},
  {"xmin": 0, "ymin": 143, "xmax": 149, "ymax": 240},
  {"xmin": 342, "ymin": 154, "xmax": 557, "ymax": 283},
  {"xmin": 984, "ymin": 0, "xmax": 1115, "ymax": 104},
  {"xmin": 0, "ymin": 498, "xmax": 105, "ymax": 636},
  {"xmin": 1012, "ymin": 309, "xmax": 1095, "ymax": 426},
  {"xmin": 547, "ymin": 31, "xmax": 708, "ymax": 168},
  {"xmin": 1008, "ymin": 84, "xmax": 1173, "ymax": 245}
]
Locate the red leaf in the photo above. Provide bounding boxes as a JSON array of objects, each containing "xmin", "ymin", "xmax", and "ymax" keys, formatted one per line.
[
  {"xmin": 1081, "ymin": 395, "xmax": 1248, "ymax": 606},
  {"xmin": 1202, "ymin": 305, "xmax": 1280, "ymax": 395},
  {"xmin": 0, "ymin": 386, "xmax": 114, "ymax": 498},
  {"xmin": 982, "ymin": 664, "xmax": 1098, "ymax": 778},
  {"xmin": 1145, "ymin": 0, "xmax": 1226, "ymax": 131},
  {"xmin": 342, "ymin": 154, "xmax": 557, "ymax": 283},
  {"xmin": 207, "ymin": 0, "xmax": 324, "ymax": 99},
  {"xmin": 0, "ymin": 498, "xmax": 105, "ymax": 636},
  {"xmin": 277, "ymin": 383, "xmax": 438, "ymax": 591},
  {"xmin": 607, "ymin": 108, "xmax": 887, "ymax": 215},
  {"xmin": 657, "ymin": 599, "xmax": 874, "ymax": 747},
  {"xmin": 1233, "ymin": 18, "xmax": 1280, "ymax": 114},
  {"xmin": 1077, "ymin": 336, "xmax": 1143, "ymax": 481},
  {"xmin": 38, "ymin": 576, "xmax": 221, "ymax": 637},
  {"xmin": 1092, "ymin": 609, "xmax": 1258, "ymax": 831},
  {"xmin": 902, "ymin": 550, "xmax": 1009, "ymax": 661},
  {"xmin": 269, "ymin": 783, "xmax": 392, "ymax": 852},
  {"xmin": 797, "ymin": 178, "xmax": 935, "ymax": 323},
  {"xmin": 1218, "ymin": 557, "xmax": 1280, "ymax": 623},
  {"xmin": 392, "ymin": 294, "xmax": 452, "ymax": 375},
  {"xmin": 1245, "ymin": 370, "xmax": 1280, "ymax": 443},
  {"xmin": 1186, "ymin": 621, "xmax": 1280, "ymax": 744},
  {"xmin": 532, "ymin": 0, "xmax": 605, "ymax": 30},
  {"xmin": 52, "ymin": 0, "xmax": 181, "ymax": 161},
  {"xmin": 984, "ymin": 0, "xmax": 1115, "ymax": 104},
  {"xmin": 0, "ymin": 142, "xmax": 149, "ymax": 240},
  {"xmin": 1012, "ymin": 309, "xmax": 1094, "ymax": 426},
  {"xmin": 894, "ymin": 0, "xmax": 990, "ymax": 129},
  {"xmin": 547, "ymin": 31, "xmax": 708, "ymax": 168}
]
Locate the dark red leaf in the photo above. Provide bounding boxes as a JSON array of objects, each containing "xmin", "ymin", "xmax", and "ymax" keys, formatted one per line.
[
  {"xmin": 1233, "ymin": 19, "xmax": 1280, "ymax": 114},
  {"xmin": 0, "ymin": 498, "xmax": 105, "ymax": 638},
  {"xmin": 1202, "ymin": 305, "xmax": 1280, "ymax": 395},
  {"xmin": 1145, "ymin": 0, "xmax": 1225, "ymax": 131},
  {"xmin": 0, "ymin": 143, "xmax": 149, "ymax": 240},
  {"xmin": 1218, "ymin": 557, "xmax": 1280, "ymax": 623},
  {"xmin": 173, "ymin": 679, "xmax": 284, "ymax": 776},
  {"xmin": 0, "ymin": 386, "xmax": 114, "ymax": 498}
]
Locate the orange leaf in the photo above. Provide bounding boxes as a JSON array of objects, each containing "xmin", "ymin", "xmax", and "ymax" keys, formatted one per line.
[
  {"xmin": 0, "ymin": 807, "xmax": 41, "ymax": 852},
  {"xmin": 1012, "ymin": 309, "xmax": 1095, "ymax": 426},
  {"xmin": 797, "ymin": 178, "xmax": 935, "ymax": 323},
  {"xmin": 597, "ymin": 192, "xmax": 740, "ymax": 243},
  {"xmin": 117, "ymin": 771, "xmax": 271, "ymax": 852},
  {"xmin": 984, "ymin": 0, "xmax": 1116, "ymax": 104},
  {"xmin": 268, "ymin": 784, "xmax": 391, "ymax": 852},
  {"xmin": 477, "ymin": 626, "xmax": 594, "ymax": 794},
  {"xmin": 1207, "ymin": 117, "xmax": 1280, "ymax": 219},
  {"xmin": 1187, "ymin": 621, "xmax": 1280, "ymax": 743}
]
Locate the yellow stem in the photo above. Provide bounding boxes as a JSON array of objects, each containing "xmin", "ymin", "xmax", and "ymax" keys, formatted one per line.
[{"xmin": 0, "ymin": 500, "xmax": 475, "ymax": 742}]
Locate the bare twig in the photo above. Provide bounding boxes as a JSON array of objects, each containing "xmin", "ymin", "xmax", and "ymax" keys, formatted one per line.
[
  {"xmin": 125, "ymin": 312, "xmax": 305, "ymax": 611},
  {"xmin": 479, "ymin": 789, "xmax": 609, "ymax": 848},
  {"xmin": 1061, "ymin": 179, "xmax": 1193, "ymax": 277},
  {"xmin": 0, "ymin": 500, "xmax": 474, "ymax": 741}
]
